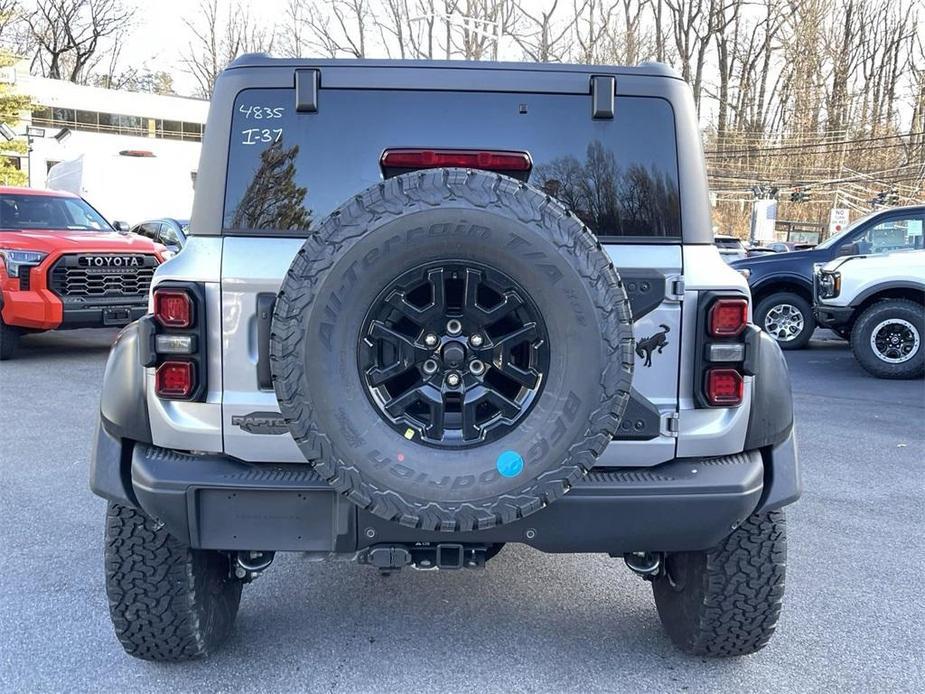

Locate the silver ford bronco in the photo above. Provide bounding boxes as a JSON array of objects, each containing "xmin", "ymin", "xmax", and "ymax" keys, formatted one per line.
[{"xmin": 91, "ymin": 56, "xmax": 800, "ymax": 661}]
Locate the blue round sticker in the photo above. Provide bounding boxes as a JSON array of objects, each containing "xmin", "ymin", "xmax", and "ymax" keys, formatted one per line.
[{"xmin": 496, "ymin": 451, "xmax": 524, "ymax": 478}]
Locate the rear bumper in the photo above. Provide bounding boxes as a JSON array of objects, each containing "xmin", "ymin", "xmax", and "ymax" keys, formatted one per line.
[{"xmin": 104, "ymin": 436, "xmax": 777, "ymax": 555}]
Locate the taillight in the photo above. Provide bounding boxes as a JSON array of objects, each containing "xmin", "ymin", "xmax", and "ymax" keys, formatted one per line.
[
  {"xmin": 697, "ymin": 294, "xmax": 751, "ymax": 408},
  {"xmin": 709, "ymin": 298, "xmax": 748, "ymax": 337},
  {"xmin": 380, "ymin": 149, "xmax": 532, "ymax": 173},
  {"xmin": 705, "ymin": 368, "xmax": 743, "ymax": 406},
  {"xmin": 145, "ymin": 282, "xmax": 206, "ymax": 401},
  {"xmin": 155, "ymin": 361, "xmax": 194, "ymax": 399},
  {"xmin": 154, "ymin": 289, "xmax": 193, "ymax": 328}
]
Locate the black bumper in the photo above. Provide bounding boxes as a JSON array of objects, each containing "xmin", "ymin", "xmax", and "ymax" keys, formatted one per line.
[
  {"xmin": 114, "ymin": 438, "xmax": 769, "ymax": 555},
  {"xmin": 59, "ymin": 296, "xmax": 148, "ymax": 329},
  {"xmin": 814, "ymin": 305, "xmax": 855, "ymax": 330}
]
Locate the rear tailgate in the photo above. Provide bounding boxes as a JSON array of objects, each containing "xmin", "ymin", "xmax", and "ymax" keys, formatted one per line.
[{"xmin": 220, "ymin": 66, "xmax": 683, "ymax": 464}]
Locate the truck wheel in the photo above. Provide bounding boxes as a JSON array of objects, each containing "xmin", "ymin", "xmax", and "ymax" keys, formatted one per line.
[
  {"xmin": 104, "ymin": 503, "xmax": 242, "ymax": 661},
  {"xmin": 0, "ymin": 316, "xmax": 20, "ymax": 360},
  {"xmin": 850, "ymin": 299, "xmax": 924, "ymax": 379},
  {"xmin": 271, "ymin": 169, "xmax": 634, "ymax": 532},
  {"xmin": 755, "ymin": 292, "xmax": 814, "ymax": 349},
  {"xmin": 652, "ymin": 510, "xmax": 787, "ymax": 656}
]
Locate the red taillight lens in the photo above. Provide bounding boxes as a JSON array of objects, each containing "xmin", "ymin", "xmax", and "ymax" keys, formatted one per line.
[
  {"xmin": 705, "ymin": 368, "xmax": 743, "ymax": 406},
  {"xmin": 709, "ymin": 298, "xmax": 748, "ymax": 337},
  {"xmin": 154, "ymin": 289, "xmax": 193, "ymax": 328},
  {"xmin": 380, "ymin": 149, "xmax": 532, "ymax": 172},
  {"xmin": 155, "ymin": 361, "xmax": 194, "ymax": 398}
]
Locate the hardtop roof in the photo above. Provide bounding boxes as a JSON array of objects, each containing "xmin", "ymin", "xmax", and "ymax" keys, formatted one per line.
[{"xmin": 226, "ymin": 53, "xmax": 682, "ymax": 80}]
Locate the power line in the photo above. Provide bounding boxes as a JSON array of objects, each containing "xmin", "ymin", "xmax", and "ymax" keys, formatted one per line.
[{"xmin": 704, "ymin": 131, "xmax": 923, "ymax": 156}]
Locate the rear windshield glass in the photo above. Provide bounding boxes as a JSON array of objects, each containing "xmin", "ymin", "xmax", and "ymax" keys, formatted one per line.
[{"xmin": 224, "ymin": 89, "xmax": 680, "ymax": 240}]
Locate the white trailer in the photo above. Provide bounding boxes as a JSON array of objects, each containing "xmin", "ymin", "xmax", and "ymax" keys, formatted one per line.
[{"xmin": 46, "ymin": 151, "xmax": 196, "ymax": 225}]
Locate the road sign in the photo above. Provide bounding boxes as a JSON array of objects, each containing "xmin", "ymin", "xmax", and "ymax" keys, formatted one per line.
[{"xmin": 829, "ymin": 208, "xmax": 850, "ymax": 237}]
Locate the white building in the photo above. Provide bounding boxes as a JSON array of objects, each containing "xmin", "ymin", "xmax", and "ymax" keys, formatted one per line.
[{"xmin": 5, "ymin": 65, "xmax": 208, "ymax": 190}]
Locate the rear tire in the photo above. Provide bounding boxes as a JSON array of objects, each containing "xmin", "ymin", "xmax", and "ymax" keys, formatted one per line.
[
  {"xmin": 0, "ymin": 316, "xmax": 20, "ymax": 360},
  {"xmin": 104, "ymin": 503, "xmax": 242, "ymax": 661},
  {"xmin": 850, "ymin": 299, "xmax": 924, "ymax": 379},
  {"xmin": 652, "ymin": 510, "xmax": 787, "ymax": 656},
  {"xmin": 755, "ymin": 292, "xmax": 814, "ymax": 350}
]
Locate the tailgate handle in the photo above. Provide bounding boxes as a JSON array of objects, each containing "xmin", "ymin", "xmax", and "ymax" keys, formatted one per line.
[
  {"xmin": 256, "ymin": 293, "xmax": 275, "ymax": 390},
  {"xmin": 295, "ymin": 69, "xmax": 320, "ymax": 112},
  {"xmin": 591, "ymin": 75, "xmax": 615, "ymax": 119}
]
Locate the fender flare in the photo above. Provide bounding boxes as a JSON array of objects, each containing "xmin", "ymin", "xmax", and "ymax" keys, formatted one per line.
[
  {"xmin": 90, "ymin": 320, "xmax": 152, "ymax": 507},
  {"xmin": 743, "ymin": 328, "xmax": 801, "ymax": 511},
  {"xmin": 750, "ymin": 273, "xmax": 814, "ymax": 299}
]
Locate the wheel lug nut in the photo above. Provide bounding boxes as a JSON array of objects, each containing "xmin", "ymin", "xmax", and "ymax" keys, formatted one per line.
[
  {"xmin": 423, "ymin": 359, "xmax": 438, "ymax": 375},
  {"xmin": 446, "ymin": 319, "xmax": 462, "ymax": 336},
  {"xmin": 469, "ymin": 333, "xmax": 484, "ymax": 347},
  {"xmin": 469, "ymin": 359, "xmax": 485, "ymax": 375},
  {"xmin": 446, "ymin": 372, "xmax": 461, "ymax": 387},
  {"xmin": 424, "ymin": 333, "xmax": 438, "ymax": 347}
]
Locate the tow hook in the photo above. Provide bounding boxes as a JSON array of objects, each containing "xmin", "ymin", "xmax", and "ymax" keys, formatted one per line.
[
  {"xmin": 233, "ymin": 550, "xmax": 275, "ymax": 582},
  {"xmin": 623, "ymin": 552, "xmax": 663, "ymax": 580}
]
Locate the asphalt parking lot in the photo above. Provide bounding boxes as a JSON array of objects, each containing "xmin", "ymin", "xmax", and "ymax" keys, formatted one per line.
[{"xmin": 1, "ymin": 329, "xmax": 922, "ymax": 693}]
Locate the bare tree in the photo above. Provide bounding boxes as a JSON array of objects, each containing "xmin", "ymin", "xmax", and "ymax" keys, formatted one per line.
[
  {"xmin": 509, "ymin": 0, "xmax": 574, "ymax": 63},
  {"xmin": 707, "ymin": 0, "xmax": 742, "ymax": 146},
  {"xmin": 406, "ymin": 0, "xmax": 439, "ymax": 59},
  {"xmin": 298, "ymin": 0, "xmax": 371, "ymax": 58},
  {"xmin": 0, "ymin": 0, "xmax": 24, "ymax": 43},
  {"xmin": 663, "ymin": 0, "xmax": 724, "ymax": 110},
  {"xmin": 183, "ymin": 0, "xmax": 275, "ymax": 98},
  {"xmin": 24, "ymin": 0, "xmax": 134, "ymax": 83},
  {"xmin": 445, "ymin": 0, "xmax": 515, "ymax": 61},
  {"xmin": 572, "ymin": 0, "xmax": 616, "ymax": 64},
  {"xmin": 279, "ymin": 0, "xmax": 309, "ymax": 58}
]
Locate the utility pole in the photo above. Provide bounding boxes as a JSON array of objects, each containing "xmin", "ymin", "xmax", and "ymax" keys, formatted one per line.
[{"xmin": 410, "ymin": 3, "xmax": 507, "ymax": 60}]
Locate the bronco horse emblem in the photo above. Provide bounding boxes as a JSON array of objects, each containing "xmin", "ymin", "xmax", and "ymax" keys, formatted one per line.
[{"xmin": 635, "ymin": 324, "xmax": 670, "ymax": 367}]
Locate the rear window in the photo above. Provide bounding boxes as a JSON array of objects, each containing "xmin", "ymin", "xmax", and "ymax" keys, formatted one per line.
[
  {"xmin": 224, "ymin": 89, "xmax": 680, "ymax": 240},
  {"xmin": 714, "ymin": 238, "xmax": 745, "ymax": 249}
]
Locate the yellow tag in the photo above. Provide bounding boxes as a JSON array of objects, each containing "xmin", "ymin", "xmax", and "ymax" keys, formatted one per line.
[{"xmin": 404, "ymin": 428, "xmax": 415, "ymax": 440}]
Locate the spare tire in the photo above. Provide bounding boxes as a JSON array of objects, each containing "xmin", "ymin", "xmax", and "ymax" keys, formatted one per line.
[{"xmin": 271, "ymin": 169, "xmax": 634, "ymax": 531}]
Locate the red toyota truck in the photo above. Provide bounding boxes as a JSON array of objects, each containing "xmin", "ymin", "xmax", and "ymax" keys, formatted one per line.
[{"xmin": 0, "ymin": 186, "xmax": 164, "ymax": 359}]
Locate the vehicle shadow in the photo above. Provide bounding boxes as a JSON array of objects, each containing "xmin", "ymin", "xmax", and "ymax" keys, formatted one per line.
[
  {"xmin": 142, "ymin": 546, "xmax": 771, "ymax": 692},
  {"xmin": 12, "ymin": 328, "xmax": 120, "ymax": 361}
]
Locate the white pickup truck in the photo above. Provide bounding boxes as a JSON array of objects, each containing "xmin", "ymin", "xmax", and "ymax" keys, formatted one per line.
[{"xmin": 814, "ymin": 249, "xmax": 924, "ymax": 378}]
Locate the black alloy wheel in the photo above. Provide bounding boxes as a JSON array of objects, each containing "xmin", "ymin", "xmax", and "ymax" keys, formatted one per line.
[{"xmin": 359, "ymin": 262, "xmax": 550, "ymax": 448}]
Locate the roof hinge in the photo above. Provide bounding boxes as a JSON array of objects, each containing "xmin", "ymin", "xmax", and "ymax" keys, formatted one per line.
[
  {"xmin": 665, "ymin": 275, "xmax": 685, "ymax": 302},
  {"xmin": 660, "ymin": 412, "xmax": 680, "ymax": 438},
  {"xmin": 295, "ymin": 69, "xmax": 320, "ymax": 112},
  {"xmin": 591, "ymin": 75, "xmax": 615, "ymax": 119}
]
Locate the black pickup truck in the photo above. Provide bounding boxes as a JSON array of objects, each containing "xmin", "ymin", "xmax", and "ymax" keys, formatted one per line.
[{"xmin": 732, "ymin": 205, "xmax": 925, "ymax": 348}]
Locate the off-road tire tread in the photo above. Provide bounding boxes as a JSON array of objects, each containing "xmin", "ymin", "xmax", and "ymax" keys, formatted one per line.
[
  {"xmin": 270, "ymin": 169, "xmax": 634, "ymax": 532},
  {"xmin": 104, "ymin": 503, "xmax": 242, "ymax": 661},
  {"xmin": 653, "ymin": 510, "xmax": 787, "ymax": 656},
  {"xmin": 849, "ymin": 298, "xmax": 924, "ymax": 379}
]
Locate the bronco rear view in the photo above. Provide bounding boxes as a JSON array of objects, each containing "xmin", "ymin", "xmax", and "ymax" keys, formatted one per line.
[{"xmin": 91, "ymin": 57, "xmax": 800, "ymax": 661}]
